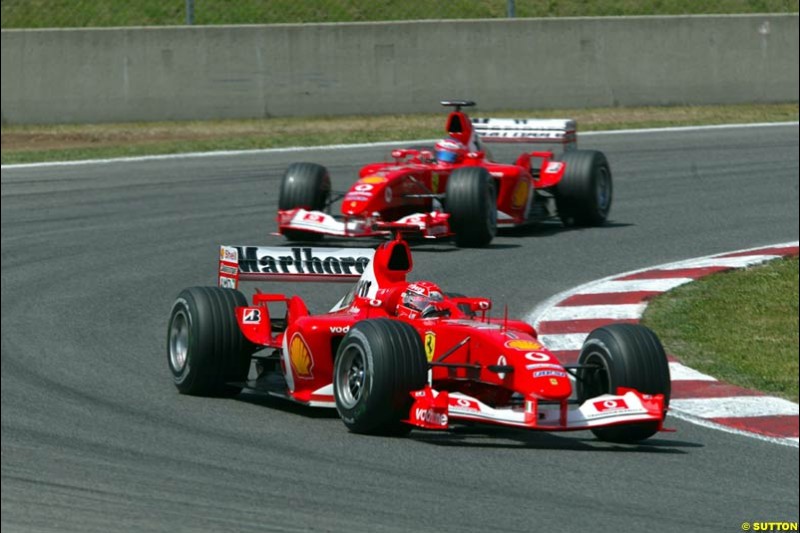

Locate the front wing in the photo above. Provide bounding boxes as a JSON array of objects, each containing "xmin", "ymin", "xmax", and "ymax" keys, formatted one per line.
[
  {"xmin": 406, "ymin": 386, "xmax": 665, "ymax": 432},
  {"xmin": 276, "ymin": 208, "xmax": 451, "ymax": 239}
]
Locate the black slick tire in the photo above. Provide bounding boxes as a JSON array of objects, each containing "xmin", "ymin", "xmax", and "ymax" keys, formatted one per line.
[
  {"xmin": 554, "ymin": 150, "xmax": 612, "ymax": 227},
  {"xmin": 576, "ymin": 324, "xmax": 670, "ymax": 443},
  {"xmin": 167, "ymin": 287, "xmax": 253, "ymax": 397},
  {"xmin": 445, "ymin": 167, "xmax": 497, "ymax": 247},
  {"xmin": 333, "ymin": 319, "xmax": 428, "ymax": 435},
  {"xmin": 278, "ymin": 162, "xmax": 331, "ymax": 241}
]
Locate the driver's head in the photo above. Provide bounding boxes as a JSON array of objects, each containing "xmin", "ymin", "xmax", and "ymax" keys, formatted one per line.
[
  {"xmin": 396, "ymin": 281, "xmax": 445, "ymax": 319},
  {"xmin": 435, "ymin": 138, "xmax": 467, "ymax": 164}
]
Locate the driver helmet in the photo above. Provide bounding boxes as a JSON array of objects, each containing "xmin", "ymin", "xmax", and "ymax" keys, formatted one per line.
[
  {"xmin": 435, "ymin": 138, "xmax": 467, "ymax": 164},
  {"xmin": 397, "ymin": 281, "xmax": 445, "ymax": 318}
]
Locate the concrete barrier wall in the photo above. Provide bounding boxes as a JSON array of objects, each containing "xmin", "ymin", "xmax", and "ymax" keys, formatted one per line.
[{"xmin": 2, "ymin": 15, "xmax": 797, "ymax": 124}]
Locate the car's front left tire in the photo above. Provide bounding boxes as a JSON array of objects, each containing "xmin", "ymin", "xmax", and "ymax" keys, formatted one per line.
[
  {"xmin": 167, "ymin": 287, "xmax": 253, "ymax": 396},
  {"xmin": 576, "ymin": 323, "xmax": 670, "ymax": 443}
]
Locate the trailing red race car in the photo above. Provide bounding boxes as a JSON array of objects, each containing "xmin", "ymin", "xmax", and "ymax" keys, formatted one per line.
[
  {"xmin": 167, "ymin": 237, "xmax": 670, "ymax": 443},
  {"xmin": 276, "ymin": 100, "xmax": 612, "ymax": 247}
]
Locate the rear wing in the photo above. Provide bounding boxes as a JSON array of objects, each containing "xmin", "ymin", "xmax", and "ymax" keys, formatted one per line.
[
  {"xmin": 219, "ymin": 245, "xmax": 374, "ymax": 289},
  {"xmin": 472, "ymin": 118, "xmax": 577, "ymax": 151}
]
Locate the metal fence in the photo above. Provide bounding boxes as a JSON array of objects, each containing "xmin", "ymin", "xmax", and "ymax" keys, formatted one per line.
[{"xmin": 2, "ymin": 0, "xmax": 798, "ymax": 28}]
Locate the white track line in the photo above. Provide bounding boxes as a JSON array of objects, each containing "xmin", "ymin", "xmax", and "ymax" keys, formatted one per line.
[
  {"xmin": 3, "ymin": 121, "xmax": 797, "ymax": 170},
  {"xmin": 671, "ymin": 397, "xmax": 799, "ymax": 419},
  {"xmin": 538, "ymin": 334, "xmax": 590, "ymax": 352},
  {"xmin": 658, "ymin": 254, "xmax": 782, "ymax": 270},
  {"xmin": 576, "ymin": 278, "xmax": 694, "ymax": 294},
  {"xmin": 535, "ymin": 304, "xmax": 648, "ymax": 321},
  {"xmin": 668, "ymin": 362, "xmax": 717, "ymax": 382},
  {"xmin": 667, "ymin": 410, "xmax": 799, "ymax": 448}
]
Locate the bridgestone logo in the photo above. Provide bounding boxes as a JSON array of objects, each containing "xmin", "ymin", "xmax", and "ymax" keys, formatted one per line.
[{"xmin": 236, "ymin": 247, "xmax": 371, "ymax": 276}]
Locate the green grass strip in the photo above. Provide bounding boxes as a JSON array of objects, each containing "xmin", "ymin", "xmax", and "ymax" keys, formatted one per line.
[
  {"xmin": 642, "ymin": 257, "xmax": 799, "ymax": 402},
  {"xmin": 3, "ymin": 0, "xmax": 797, "ymax": 28}
]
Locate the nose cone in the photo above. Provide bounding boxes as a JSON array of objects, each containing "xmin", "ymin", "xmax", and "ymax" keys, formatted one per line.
[
  {"xmin": 342, "ymin": 176, "xmax": 387, "ymax": 215},
  {"xmin": 531, "ymin": 372, "xmax": 572, "ymax": 400},
  {"xmin": 513, "ymin": 345, "xmax": 573, "ymax": 400},
  {"xmin": 342, "ymin": 197, "xmax": 370, "ymax": 215}
]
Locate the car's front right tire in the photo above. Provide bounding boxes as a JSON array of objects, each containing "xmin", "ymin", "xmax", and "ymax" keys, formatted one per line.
[{"xmin": 333, "ymin": 319, "xmax": 428, "ymax": 435}]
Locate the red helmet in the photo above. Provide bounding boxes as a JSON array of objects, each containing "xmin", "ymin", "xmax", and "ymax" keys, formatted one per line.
[
  {"xmin": 435, "ymin": 138, "xmax": 467, "ymax": 164},
  {"xmin": 396, "ymin": 281, "xmax": 445, "ymax": 318}
]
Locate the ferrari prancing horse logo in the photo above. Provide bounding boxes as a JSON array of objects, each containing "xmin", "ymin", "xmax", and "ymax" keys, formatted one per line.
[
  {"xmin": 424, "ymin": 331, "xmax": 436, "ymax": 362},
  {"xmin": 430, "ymin": 173, "xmax": 440, "ymax": 194}
]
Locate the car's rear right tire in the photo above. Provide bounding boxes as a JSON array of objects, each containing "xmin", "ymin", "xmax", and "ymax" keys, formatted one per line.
[{"xmin": 278, "ymin": 162, "xmax": 331, "ymax": 241}]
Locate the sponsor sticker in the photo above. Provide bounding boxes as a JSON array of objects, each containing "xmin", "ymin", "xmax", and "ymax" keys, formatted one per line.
[
  {"xmin": 505, "ymin": 339, "xmax": 542, "ymax": 351},
  {"xmin": 415, "ymin": 407, "xmax": 448, "ymax": 427},
  {"xmin": 242, "ymin": 308, "xmax": 261, "ymax": 324},
  {"xmin": 511, "ymin": 180, "xmax": 529, "ymax": 209},
  {"xmin": 329, "ymin": 325, "xmax": 350, "ymax": 334},
  {"xmin": 526, "ymin": 363, "xmax": 564, "ymax": 371},
  {"xmin": 545, "ymin": 161, "xmax": 564, "ymax": 173},
  {"xmin": 450, "ymin": 397, "xmax": 480, "ymax": 412},
  {"xmin": 533, "ymin": 370, "xmax": 567, "ymax": 378},
  {"xmin": 360, "ymin": 176, "xmax": 387, "ymax": 184},
  {"xmin": 220, "ymin": 246, "xmax": 238, "ymax": 262},
  {"xmin": 219, "ymin": 264, "xmax": 238, "ymax": 275},
  {"xmin": 344, "ymin": 193, "xmax": 371, "ymax": 202},
  {"xmin": 593, "ymin": 399, "xmax": 629, "ymax": 412},
  {"xmin": 424, "ymin": 331, "xmax": 436, "ymax": 362},
  {"xmin": 235, "ymin": 247, "xmax": 372, "ymax": 277},
  {"xmin": 524, "ymin": 351, "xmax": 552, "ymax": 365},
  {"xmin": 289, "ymin": 335, "xmax": 314, "ymax": 379}
]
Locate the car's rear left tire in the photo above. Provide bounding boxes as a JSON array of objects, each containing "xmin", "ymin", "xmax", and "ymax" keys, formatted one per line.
[
  {"xmin": 445, "ymin": 167, "xmax": 497, "ymax": 247},
  {"xmin": 167, "ymin": 287, "xmax": 253, "ymax": 397},
  {"xmin": 278, "ymin": 162, "xmax": 331, "ymax": 241},
  {"xmin": 576, "ymin": 323, "xmax": 670, "ymax": 443},
  {"xmin": 333, "ymin": 319, "xmax": 428, "ymax": 435}
]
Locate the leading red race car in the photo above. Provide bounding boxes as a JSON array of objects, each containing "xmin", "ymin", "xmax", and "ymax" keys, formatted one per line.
[
  {"xmin": 276, "ymin": 100, "xmax": 613, "ymax": 247},
  {"xmin": 167, "ymin": 237, "xmax": 670, "ymax": 443}
]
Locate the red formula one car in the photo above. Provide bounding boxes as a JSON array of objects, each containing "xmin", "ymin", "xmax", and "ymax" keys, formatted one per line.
[
  {"xmin": 276, "ymin": 100, "xmax": 612, "ymax": 247},
  {"xmin": 167, "ymin": 238, "xmax": 670, "ymax": 443}
]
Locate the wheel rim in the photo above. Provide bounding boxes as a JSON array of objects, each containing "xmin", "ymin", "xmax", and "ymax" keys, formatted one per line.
[
  {"xmin": 581, "ymin": 351, "xmax": 611, "ymax": 399},
  {"xmin": 169, "ymin": 309, "xmax": 189, "ymax": 373},
  {"xmin": 337, "ymin": 345, "xmax": 366, "ymax": 409},
  {"xmin": 595, "ymin": 166, "xmax": 611, "ymax": 214}
]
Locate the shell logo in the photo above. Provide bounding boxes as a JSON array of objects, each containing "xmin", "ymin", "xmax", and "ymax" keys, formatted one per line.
[
  {"xmin": 360, "ymin": 176, "xmax": 388, "ymax": 185},
  {"xmin": 511, "ymin": 180, "xmax": 529, "ymax": 209},
  {"xmin": 289, "ymin": 334, "xmax": 314, "ymax": 379},
  {"xmin": 505, "ymin": 339, "xmax": 542, "ymax": 351}
]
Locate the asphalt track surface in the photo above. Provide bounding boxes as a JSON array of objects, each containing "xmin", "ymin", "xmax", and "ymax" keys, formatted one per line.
[{"xmin": 2, "ymin": 125, "xmax": 798, "ymax": 533}]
